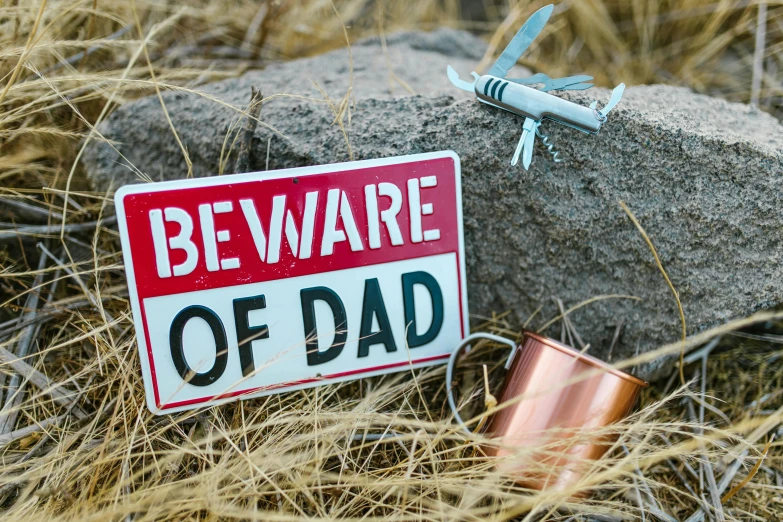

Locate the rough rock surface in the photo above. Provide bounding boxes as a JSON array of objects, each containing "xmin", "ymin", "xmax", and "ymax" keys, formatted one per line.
[{"xmin": 83, "ymin": 29, "xmax": 783, "ymax": 381}]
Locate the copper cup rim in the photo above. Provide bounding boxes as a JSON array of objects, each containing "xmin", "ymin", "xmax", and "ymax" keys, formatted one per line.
[{"xmin": 521, "ymin": 330, "xmax": 649, "ymax": 388}]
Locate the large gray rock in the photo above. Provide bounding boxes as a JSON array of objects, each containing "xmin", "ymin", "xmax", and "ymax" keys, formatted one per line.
[{"xmin": 83, "ymin": 29, "xmax": 783, "ymax": 381}]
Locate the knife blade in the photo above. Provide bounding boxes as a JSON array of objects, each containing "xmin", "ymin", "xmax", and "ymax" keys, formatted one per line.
[
  {"xmin": 522, "ymin": 120, "xmax": 538, "ymax": 170},
  {"xmin": 487, "ymin": 4, "xmax": 554, "ymax": 79},
  {"xmin": 598, "ymin": 83, "xmax": 626, "ymax": 116},
  {"xmin": 507, "ymin": 74, "xmax": 594, "ymax": 91},
  {"xmin": 511, "ymin": 117, "xmax": 538, "ymax": 167},
  {"xmin": 541, "ymin": 75, "xmax": 594, "ymax": 92}
]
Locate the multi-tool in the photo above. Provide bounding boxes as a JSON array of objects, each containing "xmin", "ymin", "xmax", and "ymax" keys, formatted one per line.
[{"xmin": 447, "ymin": 4, "xmax": 625, "ymax": 170}]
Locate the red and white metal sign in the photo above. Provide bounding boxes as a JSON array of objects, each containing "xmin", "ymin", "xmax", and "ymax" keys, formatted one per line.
[{"xmin": 116, "ymin": 151, "xmax": 468, "ymax": 414}]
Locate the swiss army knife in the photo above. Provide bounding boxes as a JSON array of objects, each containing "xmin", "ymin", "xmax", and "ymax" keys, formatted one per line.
[{"xmin": 447, "ymin": 4, "xmax": 625, "ymax": 169}]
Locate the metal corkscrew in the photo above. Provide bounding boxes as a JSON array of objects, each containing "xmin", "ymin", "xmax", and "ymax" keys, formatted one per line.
[{"xmin": 536, "ymin": 124, "xmax": 563, "ymax": 163}]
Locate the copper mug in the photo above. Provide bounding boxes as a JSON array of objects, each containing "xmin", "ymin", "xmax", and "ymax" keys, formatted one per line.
[{"xmin": 447, "ymin": 331, "xmax": 648, "ymax": 491}]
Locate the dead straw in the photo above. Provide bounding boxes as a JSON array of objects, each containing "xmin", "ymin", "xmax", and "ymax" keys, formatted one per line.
[
  {"xmin": 721, "ymin": 435, "xmax": 775, "ymax": 504},
  {"xmin": 620, "ymin": 201, "xmax": 688, "ymax": 386}
]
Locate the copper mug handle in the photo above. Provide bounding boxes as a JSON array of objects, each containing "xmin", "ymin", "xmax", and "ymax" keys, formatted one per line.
[{"xmin": 446, "ymin": 332, "xmax": 517, "ymax": 433}]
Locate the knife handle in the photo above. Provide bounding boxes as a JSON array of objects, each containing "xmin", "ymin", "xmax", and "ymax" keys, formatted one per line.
[{"xmin": 475, "ymin": 75, "xmax": 602, "ymax": 134}]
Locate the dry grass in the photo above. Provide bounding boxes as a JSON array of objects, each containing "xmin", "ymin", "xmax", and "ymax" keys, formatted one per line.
[{"xmin": 1, "ymin": 0, "xmax": 782, "ymax": 520}]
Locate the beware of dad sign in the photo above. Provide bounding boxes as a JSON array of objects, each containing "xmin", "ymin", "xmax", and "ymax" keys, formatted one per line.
[{"xmin": 115, "ymin": 151, "xmax": 468, "ymax": 414}]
